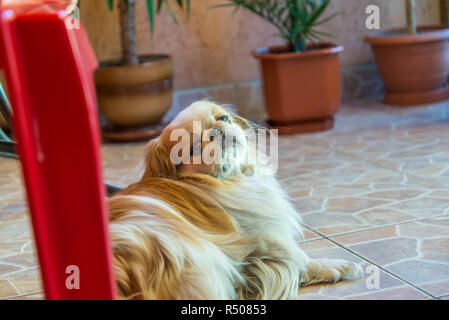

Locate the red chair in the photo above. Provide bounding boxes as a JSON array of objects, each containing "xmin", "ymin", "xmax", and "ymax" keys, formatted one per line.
[{"xmin": 0, "ymin": 0, "xmax": 116, "ymax": 299}]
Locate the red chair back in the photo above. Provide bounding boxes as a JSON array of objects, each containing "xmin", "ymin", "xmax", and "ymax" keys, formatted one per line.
[{"xmin": 0, "ymin": 0, "xmax": 116, "ymax": 299}]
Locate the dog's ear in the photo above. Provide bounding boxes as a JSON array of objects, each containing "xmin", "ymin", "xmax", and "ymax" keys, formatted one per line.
[
  {"xmin": 231, "ymin": 113, "xmax": 251, "ymax": 130},
  {"xmin": 228, "ymin": 111, "xmax": 251, "ymax": 130},
  {"xmin": 143, "ymin": 138, "xmax": 177, "ymax": 179}
]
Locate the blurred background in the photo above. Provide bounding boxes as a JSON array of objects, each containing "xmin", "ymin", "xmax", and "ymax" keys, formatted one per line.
[{"xmin": 81, "ymin": 0, "xmax": 443, "ymax": 119}]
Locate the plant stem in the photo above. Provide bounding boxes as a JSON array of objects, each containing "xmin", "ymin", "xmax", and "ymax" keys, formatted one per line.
[
  {"xmin": 118, "ymin": 0, "xmax": 139, "ymax": 65},
  {"xmin": 406, "ymin": 0, "xmax": 417, "ymax": 35},
  {"xmin": 295, "ymin": 36, "xmax": 307, "ymax": 52}
]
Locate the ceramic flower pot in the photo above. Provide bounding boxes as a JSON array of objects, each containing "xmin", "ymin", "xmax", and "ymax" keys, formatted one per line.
[
  {"xmin": 252, "ymin": 43, "xmax": 343, "ymax": 135},
  {"xmin": 95, "ymin": 54, "xmax": 173, "ymax": 140},
  {"xmin": 365, "ymin": 26, "xmax": 449, "ymax": 106}
]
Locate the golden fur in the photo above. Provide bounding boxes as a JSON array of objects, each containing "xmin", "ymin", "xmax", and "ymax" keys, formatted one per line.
[{"xmin": 108, "ymin": 101, "xmax": 363, "ymax": 300}]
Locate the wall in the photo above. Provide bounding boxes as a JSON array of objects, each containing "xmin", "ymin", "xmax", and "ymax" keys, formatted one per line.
[
  {"xmin": 0, "ymin": 1, "xmax": 444, "ymax": 128},
  {"xmin": 81, "ymin": 0, "xmax": 442, "ymax": 90}
]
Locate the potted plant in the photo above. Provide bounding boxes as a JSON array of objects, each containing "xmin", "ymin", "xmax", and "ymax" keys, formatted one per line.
[
  {"xmin": 215, "ymin": 0, "xmax": 342, "ymax": 134},
  {"xmin": 365, "ymin": 0, "xmax": 449, "ymax": 106},
  {"xmin": 93, "ymin": 0, "xmax": 189, "ymax": 141}
]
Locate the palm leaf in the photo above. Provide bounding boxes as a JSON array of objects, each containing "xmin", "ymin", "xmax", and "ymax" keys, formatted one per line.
[
  {"xmin": 146, "ymin": 0, "xmax": 155, "ymax": 34},
  {"xmin": 213, "ymin": 0, "xmax": 337, "ymax": 52},
  {"xmin": 164, "ymin": 0, "xmax": 179, "ymax": 24},
  {"xmin": 102, "ymin": 0, "xmax": 189, "ymax": 35},
  {"xmin": 104, "ymin": 0, "xmax": 114, "ymax": 11},
  {"xmin": 314, "ymin": 11, "xmax": 339, "ymax": 26}
]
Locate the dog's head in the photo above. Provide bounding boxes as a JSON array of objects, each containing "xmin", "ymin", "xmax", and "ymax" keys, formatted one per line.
[{"xmin": 143, "ymin": 101, "xmax": 252, "ymax": 180}]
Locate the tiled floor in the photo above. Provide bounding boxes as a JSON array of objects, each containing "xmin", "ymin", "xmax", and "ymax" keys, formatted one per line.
[{"xmin": 1, "ymin": 98, "xmax": 449, "ymax": 300}]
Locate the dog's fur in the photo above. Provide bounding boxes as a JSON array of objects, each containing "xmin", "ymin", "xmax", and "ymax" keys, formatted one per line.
[{"xmin": 108, "ymin": 101, "xmax": 363, "ymax": 300}]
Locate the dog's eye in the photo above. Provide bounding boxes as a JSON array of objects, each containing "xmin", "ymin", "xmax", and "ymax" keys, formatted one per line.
[{"xmin": 217, "ymin": 115, "xmax": 231, "ymax": 123}]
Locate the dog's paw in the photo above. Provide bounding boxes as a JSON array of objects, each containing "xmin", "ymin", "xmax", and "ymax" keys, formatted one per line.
[
  {"xmin": 313, "ymin": 258, "xmax": 364, "ymax": 280},
  {"xmin": 339, "ymin": 260, "xmax": 364, "ymax": 281},
  {"xmin": 303, "ymin": 259, "xmax": 364, "ymax": 286}
]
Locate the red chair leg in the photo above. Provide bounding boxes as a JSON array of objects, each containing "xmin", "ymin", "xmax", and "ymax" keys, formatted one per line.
[{"xmin": 0, "ymin": 0, "xmax": 117, "ymax": 300}]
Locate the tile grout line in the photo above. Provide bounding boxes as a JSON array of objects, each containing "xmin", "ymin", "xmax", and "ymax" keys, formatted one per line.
[
  {"xmin": 294, "ymin": 131, "xmax": 449, "ymax": 299},
  {"xmin": 0, "ymin": 265, "xmax": 38, "ymax": 280},
  {"xmin": 303, "ymin": 226, "xmax": 438, "ymax": 299},
  {"xmin": 328, "ymin": 240, "xmax": 436, "ymax": 299},
  {"xmin": 333, "ymin": 146, "xmax": 449, "ymax": 190},
  {"xmin": 2, "ymin": 290, "xmax": 43, "ymax": 300},
  {"xmin": 302, "ymin": 122, "xmax": 446, "ymax": 180},
  {"xmin": 300, "ymin": 211, "xmax": 449, "ymax": 239}
]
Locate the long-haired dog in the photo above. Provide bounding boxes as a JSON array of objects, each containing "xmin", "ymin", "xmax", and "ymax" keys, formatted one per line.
[{"xmin": 108, "ymin": 101, "xmax": 362, "ymax": 299}]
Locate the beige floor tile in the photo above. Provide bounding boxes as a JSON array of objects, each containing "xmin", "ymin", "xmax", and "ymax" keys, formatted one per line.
[
  {"xmin": 0, "ymin": 279, "xmax": 19, "ymax": 299},
  {"xmin": 7, "ymin": 291, "xmax": 44, "ymax": 300},
  {"xmin": 420, "ymin": 280, "xmax": 449, "ymax": 298},
  {"xmin": 331, "ymin": 217, "xmax": 449, "ymax": 297},
  {"xmin": 297, "ymin": 239, "xmax": 427, "ymax": 300},
  {"xmin": 3, "ymin": 267, "xmax": 42, "ymax": 296},
  {"xmin": 299, "ymin": 229, "xmax": 322, "ymax": 243},
  {"xmin": 278, "ymin": 134, "xmax": 447, "ymax": 236},
  {"xmin": 346, "ymin": 286, "xmax": 430, "ymax": 300},
  {"xmin": 0, "ymin": 252, "xmax": 39, "ymax": 269},
  {"xmin": 0, "ymin": 263, "xmax": 22, "ymax": 277}
]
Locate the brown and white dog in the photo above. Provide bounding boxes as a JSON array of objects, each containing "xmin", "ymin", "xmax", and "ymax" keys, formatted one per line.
[{"xmin": 108, "ymin": 101, "xmax": 362, "ymax": 300}]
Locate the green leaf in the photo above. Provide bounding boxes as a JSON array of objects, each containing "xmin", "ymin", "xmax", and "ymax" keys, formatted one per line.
[
  {"xmin": 212, "ymin": 0, "xmax": 336, "ymax": 51},
  {"xmin": 104, "ymin": 0, "xmax": 114, "ymax": 11},
  {"xmin": 209, "ymin": 3, "xmax": 238, "ymax": 9},
  {"xmin": 165, "ymin": 0, "xmax": 179, "ymax": 24},
  {"xmin": 308, "ymin": 0, "xmax": 331, "ymax": 25},
  {"xmin": 156, "ymin": 0, "xmax": 164, "ymax": 13},
  {"xmin": 146, "ymin": 0, "xmax": 155, "ymax": 34},
  {"xmin": 276, "ymin": 32, "xmax": 291, "ymax": 39},
  {"xmin": 309, "ymin": 28, "xmax": 334, "ymax": 38},
  {"xmin": 314, "ymin": 11, "xmax": 339, "ymax": 26},
  {"xmin": 102, "ymin": 0, "xmax": 189, "ymax": 36}
]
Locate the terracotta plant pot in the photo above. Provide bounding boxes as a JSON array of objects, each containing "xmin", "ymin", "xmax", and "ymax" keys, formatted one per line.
[
  {"xmin": 95, "ymin": 55, "xmax": 173, "ymax": 137},
  {"xmin": 252, "ymin": 43, "xmax": 343, "ymax": 135},
  {"xmin": 365, "ymin": 26, "xmax": 449, "ymax": 106}
]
